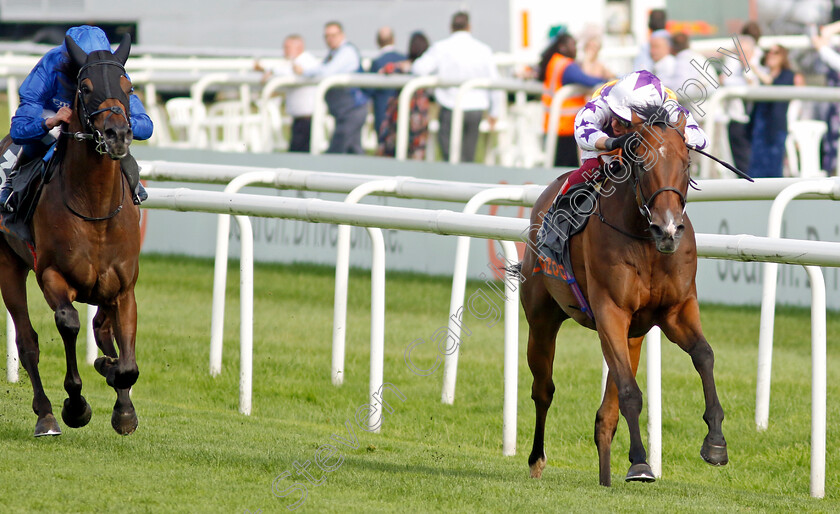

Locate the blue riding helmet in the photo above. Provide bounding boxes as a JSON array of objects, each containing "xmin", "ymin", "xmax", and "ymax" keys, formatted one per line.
[{"xmin": 64, "ymin": 25, "xmax": 112, "ymax": 55}]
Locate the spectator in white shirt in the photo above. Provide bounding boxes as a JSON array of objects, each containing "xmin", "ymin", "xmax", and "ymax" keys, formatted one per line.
[
  {"xmin": 257, "ymin": 35, "xmax": 319, "ymax": 152},
  {"xmin": 411, "ymin": 11, "xmax": 504, "ymax": 163},
  {"xmin": 633, "ymin": 8, "xmax": 667, "ymax": 73}
]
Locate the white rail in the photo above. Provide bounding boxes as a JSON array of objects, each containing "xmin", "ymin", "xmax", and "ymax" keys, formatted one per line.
[{"xmin": 140, "ymin": 187, "xmax": 831, "ymax": 497}]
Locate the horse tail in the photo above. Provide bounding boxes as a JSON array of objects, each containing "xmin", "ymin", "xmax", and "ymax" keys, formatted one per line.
[{"xmin": 505, "ymin": 261, "xmax": 523, "ymax": 279}]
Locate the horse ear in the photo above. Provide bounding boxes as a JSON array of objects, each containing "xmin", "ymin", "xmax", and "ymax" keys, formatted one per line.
[
  {"xmin": 65, "ymin": 35, "xmax": 88, "ymax": 67},
  {"xmin": 113, "ymin": 33, "xmax": 131, "ymax": 65}
]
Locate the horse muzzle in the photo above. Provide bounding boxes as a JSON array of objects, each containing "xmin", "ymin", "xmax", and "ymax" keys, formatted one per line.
[
  {"xmin": 103, "ymin": 126, "xmax": 133, "ymax": 160},
  {"xmin": 649, "ymin": 218, "xmax": 685, "ymax": 254}
]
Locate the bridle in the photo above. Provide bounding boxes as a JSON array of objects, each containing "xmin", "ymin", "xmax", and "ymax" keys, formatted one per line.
[
  {"xmin": 59, "ymin": 59, "xmax": 132, "ymax": 221},
  {"xmin": 63, "ymin": 60, "xmax": 132, "ymax": 157},
  {"xmin": 597, "ymin": 123, "xmax": 690, "ymax": 238}
]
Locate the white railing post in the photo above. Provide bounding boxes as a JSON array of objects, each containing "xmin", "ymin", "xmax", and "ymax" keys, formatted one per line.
[
  {"xmin": 804, "ymin": 265, "xmax": 826, "ymax": 499},
  {"xmin": 237, "ymin": 215, "xmax": 254, "ymax": 415},
  {"xmin": 210, "ymin": 171, "xmax": 279, "ymax": 376},
  {"xmin": 646, "ymin": 326, "xmax": 662, "ymax": 479},
  {"xmin": 756, "ymin": 178, "xmax": 840, "ymax": 430},
  {"xmin": 500, "ymin": 240, "xmax": 519, "ymax": 457},
  {"xmin": 367, "ymin": 227, "xmax": 386, "ymax": 432},
  {"xmin": 332, "ymin": 180, "xmax": 398, "ymax": 386},
  {"xmin": 6, "ymin": 310, "xmax": 17, "ymax": 383},
  {"xmin": 86, "ymin": 305, "xmax": 97, "ymax": 365},
  {"xmin": 442, "ymin": 187, "xmax": 526, "ymax": 404}
]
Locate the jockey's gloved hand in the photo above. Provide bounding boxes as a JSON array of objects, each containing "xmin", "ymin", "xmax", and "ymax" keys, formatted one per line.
[{"xmin": 604, "ymin": 133, "xmax": 636, "ymax": 152}]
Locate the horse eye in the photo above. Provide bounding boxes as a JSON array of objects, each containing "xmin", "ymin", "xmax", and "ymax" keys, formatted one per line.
[{"xmin": 80, "ymin": 84, "xmax": 91, "ymax": 95}]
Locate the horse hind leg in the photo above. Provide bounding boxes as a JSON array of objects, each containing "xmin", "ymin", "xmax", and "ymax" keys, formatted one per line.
[
  {"xmin": 0, "ymin": 248, "xmax": 60, "ymax": 436},
  {"xmin": 523, "ymin": 279, "xmax": 567, "ymax": 478},
  {"xmin": 38, "ymin": 268, "xmax": 92, "ymax": 429},
  {"xmin": 595, "ymin": 336, "xmax": 648, "ymax": 486},
  {"xmin": 661, "ymin": 298, "xmax": 727, "ymax": 466}
]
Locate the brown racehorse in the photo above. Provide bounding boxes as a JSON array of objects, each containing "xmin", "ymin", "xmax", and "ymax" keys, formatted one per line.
[
  {"xmin": 0, "ymin": 34, "xmax": 141, "ymax": 436},
  {"xmin": 519, "ymin": 110, "xmax": 728, "ymax": 485}
]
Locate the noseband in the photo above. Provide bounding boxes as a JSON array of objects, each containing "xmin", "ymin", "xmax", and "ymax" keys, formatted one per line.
[{"xmin": 64, "ymin": 60, "xmax": 131, "ymax": 156}]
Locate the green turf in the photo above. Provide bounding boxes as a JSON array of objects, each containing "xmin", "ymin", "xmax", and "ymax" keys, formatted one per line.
[{"xmin": 0, "ymin": 255, "xmax": 838, "ymax": 512}]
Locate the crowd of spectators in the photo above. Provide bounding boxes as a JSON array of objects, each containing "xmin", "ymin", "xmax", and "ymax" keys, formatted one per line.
[{"xmin": 252, "ymin": 9, "xmax": 840, "ymax": 177}]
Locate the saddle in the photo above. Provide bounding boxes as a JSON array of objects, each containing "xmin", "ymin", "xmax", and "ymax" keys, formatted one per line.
[{"xmin": 533, "ymin": 154, "xmax": 619, "ymax": 321}]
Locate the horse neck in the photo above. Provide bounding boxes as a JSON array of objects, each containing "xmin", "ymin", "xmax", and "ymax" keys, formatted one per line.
[
  {"xmin": 601, "ymin": 166, "xmax": 649, "ymax": 236},
  {"xmin": 62, "ymin": 136, "xmax": 123, "ymax": 216}
]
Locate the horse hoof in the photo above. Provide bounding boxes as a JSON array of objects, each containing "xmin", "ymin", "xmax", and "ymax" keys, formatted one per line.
[
  {"xmin": 625, "ymin": 463, "xmax": 655, "ymax": 483},
  {"xmin": 529, "ymin": 457, "xmax": 546, "ymax": 479},
  {"xmin": 34, "ymin": 413, "xmax": 62, "ymax": 437},
  {"xmin": 701, "ymin": 442, "xmax": 728, "ymax": 466},
  {"xmin": 94, "ymin": 356, "xmax": 117, "ymax": 378},
  {"xmin": 111, "ymin": 408, "xmax": 138, "ymax": 436},
  {"xmin": 61, "ymin": 396, "xmax": 93, "ymax": 428}
]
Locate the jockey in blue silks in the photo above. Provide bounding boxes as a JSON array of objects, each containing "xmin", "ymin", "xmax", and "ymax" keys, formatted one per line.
[{"xmin": 0, "ymin": 25, "xmax": 153, "ymax": 211}]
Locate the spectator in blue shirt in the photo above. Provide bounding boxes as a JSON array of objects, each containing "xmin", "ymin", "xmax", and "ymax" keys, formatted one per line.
[{"xmin": 297, "ymin": 21, "xmax": 369, "ymax": 154}]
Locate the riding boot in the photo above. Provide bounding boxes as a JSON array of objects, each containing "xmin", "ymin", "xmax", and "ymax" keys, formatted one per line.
[
  {"xmin": 0, "ymin": 168, "xmax": 17, "ymax": 212},
  {"xmin": 120, "ymin": 152, "xmax": 146, "ymax": 205},
  {"xmin": 0, "ymin": 143, "xmax": 22, "ymax": 212}
]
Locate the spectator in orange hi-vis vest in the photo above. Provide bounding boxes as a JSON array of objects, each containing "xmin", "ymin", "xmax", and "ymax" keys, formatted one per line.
[{"xmin": 538, "ymin": 33, "xmax": 605, "ymax": 167}]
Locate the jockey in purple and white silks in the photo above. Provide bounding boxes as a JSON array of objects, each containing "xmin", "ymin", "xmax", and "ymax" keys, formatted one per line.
[
  {"xmin": 560, "ymin": 70, "xmax": 708, "ymax": 194},
  {"xmin": 0, "ymin": 25, "xmax": 153, "ymax": 211}
]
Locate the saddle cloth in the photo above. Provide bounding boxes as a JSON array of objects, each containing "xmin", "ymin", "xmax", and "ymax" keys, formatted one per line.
[{"xmin": 532, "ymin": 180, "xmax": 602, "ymax": 321}]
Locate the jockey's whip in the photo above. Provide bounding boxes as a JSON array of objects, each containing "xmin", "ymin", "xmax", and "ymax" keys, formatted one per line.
[{"xmin": 689, "ymin": 146, "xmax": 754, "ymax": 182}]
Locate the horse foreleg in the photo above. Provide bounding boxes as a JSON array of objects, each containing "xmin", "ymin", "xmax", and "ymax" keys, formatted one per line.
[
  {"xmin": 0, "ymin": 253, "xmax": 59, "ymax": 436},
  {"xmin": 594, "ymin": 336, "xmax": 644, "ymax": 486},
  {"xmin": 39, "ymin": 268, "xmax": 92, "ymax": 430},
  {"xmin": 661, "ymin": 297, "xmax": 727, "ymax": 466},
  {"xmin": 594, "ymin": 305, "xmax": 653, "ymax": 483},
  {"xmin": 109, "ymin": 290, "xmax": 139, "ymax": 435}
]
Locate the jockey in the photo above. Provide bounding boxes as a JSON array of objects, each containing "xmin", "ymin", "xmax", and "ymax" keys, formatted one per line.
[
  {"xmin": 0, "ymin": 25, "xmax": 153, "ymax": 212},
  {"xmin": 562, "ymin": 70, "xmax": 707, "ymax": 194}
]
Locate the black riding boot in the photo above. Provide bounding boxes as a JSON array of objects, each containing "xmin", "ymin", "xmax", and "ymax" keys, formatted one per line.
[
  {"xmin": 0, "ymin": 143, "xmax": 22, "ymax": 212},
  {"xmin": 120, "ymin": 152, "xmax": 146, "ymax": 205}
]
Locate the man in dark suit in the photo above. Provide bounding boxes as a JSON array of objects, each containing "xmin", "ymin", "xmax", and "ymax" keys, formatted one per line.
[{"xmin": 368, "ymin": 26, "xmax": 406, "ymax": 143}]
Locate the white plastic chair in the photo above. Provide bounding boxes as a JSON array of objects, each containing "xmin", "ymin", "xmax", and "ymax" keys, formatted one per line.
[
  {"xmin": 786, "ymin": 120, "xmax": 828, "ymax": 178},
  {"xmin": 163, "ymin": 97, "xmax": 207, "ymax": 148}
]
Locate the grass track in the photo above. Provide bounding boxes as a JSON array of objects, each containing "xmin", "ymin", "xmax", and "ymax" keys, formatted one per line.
[{"xmin": 0, "ymin": 255, "xmax": 838, "ymax": 512}]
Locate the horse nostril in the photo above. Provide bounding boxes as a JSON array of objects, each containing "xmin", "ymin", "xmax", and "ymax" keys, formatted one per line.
[
  {"xmin": 649, "ymin": 224, "xmax": 665, "ymax": 239},
  {"xmin": 104, "ymin": 128, "xmax": 117, "ymax": 141},
  {"xmin": 676, "ymin": 224, "xmax": 685, "ymax": 237}
]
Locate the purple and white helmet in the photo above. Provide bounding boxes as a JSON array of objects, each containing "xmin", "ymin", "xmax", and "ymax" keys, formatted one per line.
[{"xmin": 604, "ymin": 70, "xmax": 667, "ymax": 123}]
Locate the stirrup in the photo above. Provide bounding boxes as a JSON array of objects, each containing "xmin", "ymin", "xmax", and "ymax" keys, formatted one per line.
[{"xmin": 0, "ymin": 190, "xmax": 14, "ymax": 213}]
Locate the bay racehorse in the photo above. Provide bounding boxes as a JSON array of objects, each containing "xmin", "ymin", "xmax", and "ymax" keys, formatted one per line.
[
  {"xmin": 0, "ymin": 34, "xmax": 141, "ymax": 436},
  {"xmin": 519, "ymin": 109, "xmax": 728, "ymax": 485}
]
